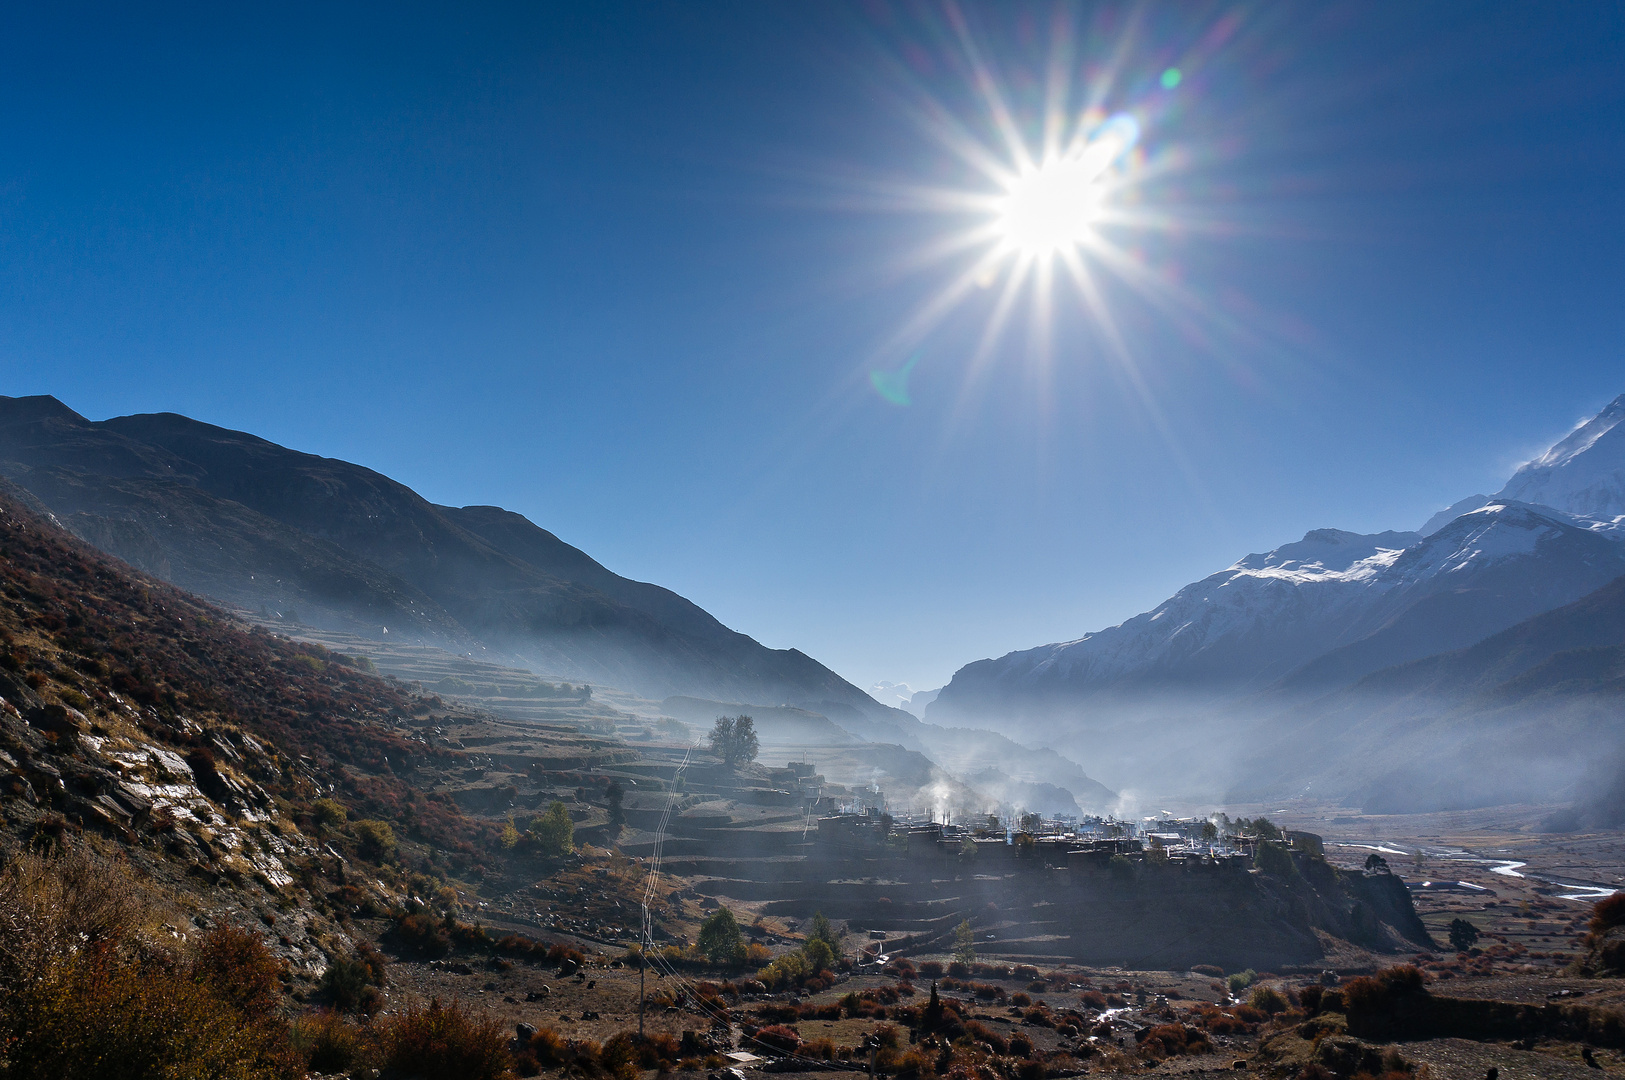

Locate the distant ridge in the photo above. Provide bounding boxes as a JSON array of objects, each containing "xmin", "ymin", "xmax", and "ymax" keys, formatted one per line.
[
  {"xmin": 929, "ymin": 390, "xmax": 1625, "ymax": 804},
  {"xmin": 0, "ymin": 395, "xmax": 900, "ymax": 718}
]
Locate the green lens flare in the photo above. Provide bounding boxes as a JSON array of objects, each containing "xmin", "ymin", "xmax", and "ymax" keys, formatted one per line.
[
  {"xmin": 1160, "ymin": 67, "xmax": 1182, "ymax": 90},
  {"xmin": 870, "ymin": 353, "xmax": 920, "ymax": 406}
]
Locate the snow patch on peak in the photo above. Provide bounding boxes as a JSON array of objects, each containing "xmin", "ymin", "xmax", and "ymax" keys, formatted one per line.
[
  {"xmin": 1393, "ymin": 500, "xmax": 1568, "ymax": 580},
  {"xmin": 1232, "ymin": 528, "xmax": 1420, "ymax": 579}
]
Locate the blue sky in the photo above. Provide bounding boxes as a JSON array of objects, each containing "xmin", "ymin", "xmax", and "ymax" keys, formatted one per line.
[{"xmin": 4, "ymin": 2, "xmax": 1624, "ymax": 692}]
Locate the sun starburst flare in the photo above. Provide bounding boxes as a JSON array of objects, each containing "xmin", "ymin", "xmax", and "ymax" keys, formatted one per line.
[{"xmin": 859, "ymin": 4, "xmax": 1242, "ymax": 417}]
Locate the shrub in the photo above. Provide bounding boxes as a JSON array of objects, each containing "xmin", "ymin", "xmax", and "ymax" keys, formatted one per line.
[
  {"xmin": 965, "ymin": 1020, "xmax": 1007, "ymax": 1054},
  {"xmin": 1108, "ymin": 854, "xmax": 1136, "ymax": 881},
  {"xmin": 190, "ymin": 923, "xmax": 285, "ymax": 1020},
  {"xmin": 600, "ymin": 1032, "xmax": 643, "ymax": 1080},
  {"xmin": 380, "ymin": 997, "xmax": 511, "ymax": 1080},
  {"xmin": 1079, "ymin": 990, "xmax": 1107, "ymax": 1009},
  {"xmin": 918, "ymin": 960, "xmax": 945, "ymax": 978},
  {"xmin": 1227, "ymin": 969, "xmax": 1256, "ymax": 994},
  {"xmin": 751, "ymin": 1024, "xmax": 802, "ymax": 1055},
  {"xmin": 353, "ymin": 819, "xmax": 396, "ymax": 860},
  {"xmin": 1248, "ymin": 986, "xmax": 1288, "ymax": 1015},
  {"xmin": 292, "ymin": 1010, "xmax": 365, "ymax": 1074},
  {"xmin": 886, "ymin": 958, "xmax": 917, "ymax": 980},
  {"xmin": 320, "ymin": 954, "xmax": 384, "ymax": 1015},
  {"xmin": 1140, "ymin": 1023, "xmax": 1212, "ymax": 1058},
  {"xmin": 526, "ymin": 1027, "xmax": 569, "ymax": 1068},
  {"xmin": 393, "ymin": 912, "xmax": 452, "ymax": 957},
  {"xmin": 1341, "ymin": 965, "xmax": 1424, "ymax": 1017},
  {"xmin": 1, "ymin": 945, "xmax": 286, "ymax": 1080},
  {"xmin": 1590, "ymin": 893, "xmax": 1625, "ymax": 938},
  {"xmin": 313, "ymin": 798, "xmax": 348, "ymax": 828}
]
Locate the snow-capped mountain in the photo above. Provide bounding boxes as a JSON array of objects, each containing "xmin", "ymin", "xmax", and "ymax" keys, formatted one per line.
[
  {"xmin": 1500, "ymin": 393, "xmax": 1625, "ymax": 518},
  {"xmin": 931, "ymin": 393, "xmax": 1625, "ymax": 729}
]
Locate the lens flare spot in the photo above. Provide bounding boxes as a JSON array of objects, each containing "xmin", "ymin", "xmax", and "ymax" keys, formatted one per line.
[
  {"xmin": 870, "ymin": 353, "xmax": 920, "ymax": 406},
  {"xmin": 1160, "ymin": 67, "xmax": 1182, "ymax": 90}
]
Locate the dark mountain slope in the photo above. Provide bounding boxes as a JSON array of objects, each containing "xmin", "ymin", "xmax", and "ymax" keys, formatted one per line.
[
  {"xmin": 0, "ymin": 396, "xmax": 886, "ymax": 712},
  {"xmin": 1347, "ymin": 571, "xmax": 1625, "ymax": 702}
]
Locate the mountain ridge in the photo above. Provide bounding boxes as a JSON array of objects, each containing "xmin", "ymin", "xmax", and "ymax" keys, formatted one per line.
[{"xmin": 0, "ymin": 395, "xmax": 895, "ymax": 718}]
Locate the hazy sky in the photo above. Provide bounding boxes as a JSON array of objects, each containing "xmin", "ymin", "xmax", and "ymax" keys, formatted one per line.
[{"xmin": 5, "ymin": 2, "xmax": 1624, "ymax": 692}]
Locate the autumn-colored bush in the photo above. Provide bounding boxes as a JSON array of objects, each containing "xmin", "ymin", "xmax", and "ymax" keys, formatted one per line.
[
  {"xmin": 1079, "ymin": 989, "xmax": 1107, "ymax": 1010},
  {"xmin": 918, "ymin": 960, "xmax": 945, "ymax": 978},
  {"xmin": 393, "ymin": 912, "xmax": 453, "ymax": 957},
  {"xmin": 1, "ymin": 943, "xmax": 291, "ymax": 1080},
  {"xmin": 379, "ymin": 997, "xmax": 511, "ymax": 1080},
  {"xmin": 0, "ymin": 851, "xmax": 295, "ymax": 1080},
  {"xmin": 525, "ymin": 1027, "xmax": 569, "ymax": 1068},
  {"xmin": 1138, "ymin": 1023, "xmax": 1212, "ymax": 1059},
  {"xmin": 964, "ymin": 1020, "xmax": 1007, "ymax": 1054},
  {"xmin": 291, "ymin": 1009, "xmax": 365, "ymax": 1074},
  {"xmin": 1590, "ymin": 893, "xmax": 1625, "ymax": 939},
  {"xmin": 751, "ymin": 1024, "xmax": 803, "ymax": 1055},
  {"xmin": 1341, "ymin": 966, "xmax": 1425, "ymax": 1016}
]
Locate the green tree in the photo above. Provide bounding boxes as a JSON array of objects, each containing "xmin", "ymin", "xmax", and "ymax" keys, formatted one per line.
[
  {"xmin": 1018, "ymin": 812, "xmax": 1042, "ymax": 834},
  {"xmin": 698, "ymin": 907, "xmax": 746, "ymax": 964},
  {"xmin": 1242, "ymin": 817, "xmax": 1282, "ymax": 841},
  {"xmin": 605, "ymin": 779, "xmax": 626, "ymax": 830},
  {"xmin": 1108, "ymin": 853, "xmax": 1136, "ymax": 882},
  {"xmin": 500, "ymin": 817, "xmax": 520, "ymax": 850},
  {"xmin": 808, "ymin": 911, "xmax": 841, "ymax": 959},
  {"xmin": 802, "ymin": 937, "xmax": 835, "ymax": 973},
  {"xmin": 1364, "ymin": 853, "xmax": 1390, "ymax": 874},
  {"xmin": 1255, "ymin": 840, "xmax": 1298, "ymax": 879},
  {"xmin": 953, "ymin": 919, "xmax": 976, "ymax": 965},
  {"xmin": 708, "ymin": 715, "xmax": 760, "ymax": 768},
  {"xmin": 1448, "ymin": 917, "xmax": 1481, "ymax": 953},
  {"xmin": 529, "ymin": 801, "xmax": 574, "ymax": 857},
  {"xmin": 1200, "ymin": 820, "xmax": 1218, "ymax": 843}
]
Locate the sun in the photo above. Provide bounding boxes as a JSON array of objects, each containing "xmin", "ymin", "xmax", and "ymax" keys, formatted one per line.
[
  {"xmin": 993, "ymin": 114, "xmax": 1140, "ymax": 260},
  {"xmin": 995, "ymin": 158, "xmax": 1107, "ymax": 257}
]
